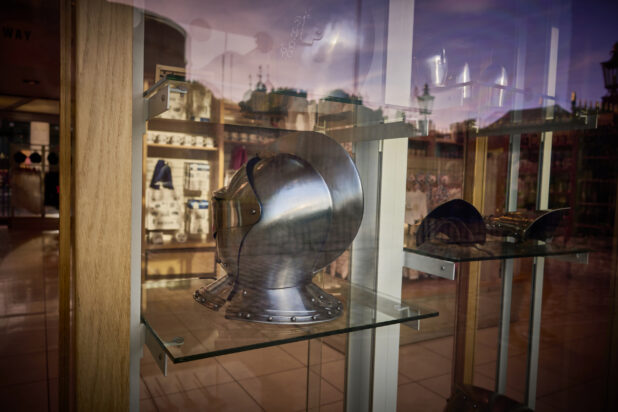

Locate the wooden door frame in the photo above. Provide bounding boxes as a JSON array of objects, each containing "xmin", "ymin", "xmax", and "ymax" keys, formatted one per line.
[{"xmin": 59, "ymin": 0, "xmax": 134, "ymax": 410}]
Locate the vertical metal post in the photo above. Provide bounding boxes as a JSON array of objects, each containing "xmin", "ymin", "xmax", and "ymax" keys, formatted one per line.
[
  {"xmin": 346, "ymin": 0, "xmax": 414, "ymax": 410},
  {"xmin": 372, "ymin": 137, "xmax": 408, "ymax": 412},
  {"xmin": 347, "ymin": 139, "xmax": 380, "ymax": 412},
  {"xmin": 372, "ymin": 0, "xmax": 414, "ymax": 410},
  {"xmin": 306, "ymin": 338, "xmax": 323, "ymax": 411},
  {"xmin": 130, "ymin": 7, "xmax": 145, "ymax": 412},
  {"xmin": 497, "ymin": 134, "xmax": 519, "ymax": 391},
  {"xmin": 496, "ymin": 258, "xmax": 514, "ymax": 394},
  {"xmin": 525, "ymin": 25, "xmax": 559, "ymax": 409},
  {"xmin": 496, "ymin": 21, "xmax": 527, "ymax": 394}
]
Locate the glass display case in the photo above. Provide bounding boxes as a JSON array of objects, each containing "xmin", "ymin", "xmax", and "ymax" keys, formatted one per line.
[{"xmin": 126, "ymin": 1, "xmax": 618, "ymax": 411}]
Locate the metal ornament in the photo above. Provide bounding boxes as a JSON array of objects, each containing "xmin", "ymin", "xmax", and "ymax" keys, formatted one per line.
[
  {"xmin": 484, "ymin": 208, "xmax": 570, "ymax": 241},
  {"xmin": 195, "ymin": 131, "xmax": 363, "ymax": 324},
  {"xmin": 416, "ymin": 199, "xmax": 569, "ymax": 245},
  {"xmin": 416, "ymin": 199, "xmax": 486, "ymax": 246}
]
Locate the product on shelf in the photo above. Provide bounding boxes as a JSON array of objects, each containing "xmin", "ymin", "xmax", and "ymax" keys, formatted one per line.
[
  {"xmin": 145, "ymin": 188, "xmax": 182, "ymax": 231},
  {"xmin": 194, "ymin": 131, "xmax": 363, "ymax": 324},
  {"xmin": 186, "ymin": 199, "xmax": 209, "ymax": 239},
  {"xmin": 146, "ymin": 159, "xmax": 182, "ymax": 232},
  {"xmin": 186, "ymin": 82, "xmax": 212, "ymax": 121},
  {"xmin": 160, "ymin": 87, "xmax": 187, "ymax": 120},
  {"xmin": 184, "ymin": 162, "xmax": 210, "ymax": 194},
  {"xmin": 485, "ymin": 208, "xmax": 570, "ymax": 241},
  {"xmin": 416, "ymin": 199, "xmax": 486, "ymax": 246},
  {"xmin": 415, "ymin": 199, "xmax": 570, "ymax": 246},
  {"xmin": 147, "ymin": 131, "xmax": 215, "ymax": 148}
]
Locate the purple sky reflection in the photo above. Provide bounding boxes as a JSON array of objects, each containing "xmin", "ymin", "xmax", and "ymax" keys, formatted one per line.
[{"xmin": 121, "ymin": 0, "xmax": 618, "ymax": 129}]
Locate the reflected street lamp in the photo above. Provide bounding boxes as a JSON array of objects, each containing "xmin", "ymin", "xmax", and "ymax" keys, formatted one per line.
[
  {"xmin": 601, "ymin": 43, "xmax": 618, "ymax": 105},
  {"xmin": 417, "ymin": 83, "xmax": 435, "ymax": 135}
]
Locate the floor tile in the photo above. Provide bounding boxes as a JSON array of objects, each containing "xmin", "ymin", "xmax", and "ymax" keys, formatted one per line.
[
  {"xmin": 140, "ymin": 377, "xmax": 151, "ymax": 400},
  {"xmin": 47, "ymin": 349, "xmax": 58, "ymax": 379},
  {"xmin": 539, "ymin": 378, "xmax": 605, "ymax": 412},
  {"xmin": 398, "ymin": 345, "xmax": 452, "ymax": 382},
  {"xmin": 141, "ymin": 344, "xmax": 156, "ymax": 366},
  {"xmin": 321, "ymin": 359, "xmax": 345, "ymax": 392},
  {"xmin": 280, "ymin": 341, "xmax": 308, "ymax": 365},
  {"xmin": 319, "ymin": 376, "xmax": 344, "ymax": 406},
  {"xmin": 152, "ymin": 381, "xmax": 263, "ymax": 412},
  {"xmin": 0, "ymin": 351, "xmax": 47, "ymax": 386},
  {"xmin": 322, "ymin": 343, "xmax": 345, "ymax": 363},
  {"xmin": 470, "ymin": 369, "xmax": 524, "ymax": 404},
  {"xmin": 419, "ymin": 336, "xmax": 453, "ymax": 360},
  {"xmin": 533, "ymin": 336, "xmax": 607, "ymax": 385},
  {"xmin": 48, "ymin": 378, "xmax": 58, "ymax": 412},
  {"xmin": 318, "ymin": 400, "xmax": 344, "ymax": 412},
  {"xmin": 141, "ymin": 357, "xmax": 233, "ymax": 397},
  {"xmin": 1, "ymin": 279, "xmax": 45, "ymax": 316},
  {"xmin": 216, "ymin": 345, "xmax": 303, "ymax": 380},
  {"xmin": 397, "ymin": 382, "xmax": 447, "ymax": 412},
  {"xmin": 239, "ymin": 367, "xmax": 342, "ymax": 411},
  {"xmin": 45, "ymin": 315, "xmax": 59, "ymax": 350},
  {"xmin": 140, "ymin": 397, "xmax": 158, "ymax": 412},
  {"xmin": 398, "ymin": 372, "xmax": 412, "ymax": 386},
  {"xmin": 0, "ymin": 380, "xmax": 48, "ymax": 411},
  {"xmin": 281, "ymin": 340, "xmax": 345, "ymax": 366},
  {"xmin": 0, "ymin": 314, "xmax": 46, "ymax": 355},
  {"xmin": 473, "ymin": 369, "xmax": 497, "ymax": 393},
  {"xmin": 475, "ymin": 353, "xmax": 563, "ymax": 401},
  {"xmin": 535, "ymin": 397, "xmax": 562, "ymax": 412},
  {"xmin": 417, "ymin": 373, "xmax": 451, "ymax": 399}
]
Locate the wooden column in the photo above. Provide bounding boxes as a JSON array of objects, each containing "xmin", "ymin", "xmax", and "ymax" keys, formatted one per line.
[
  {"xmin": 73, "ymin": 0, "xmax": 133, "ymax": 410},
  {"xmin": 59, "ymin": 0, "xmax": 74, "ymax": 409},
  {"xmin": 452, "ymin": 135, "xmax": 488, "ymax": 389}
]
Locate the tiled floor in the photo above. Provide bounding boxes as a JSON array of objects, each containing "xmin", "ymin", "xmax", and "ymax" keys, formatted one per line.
[
  {"xmin": 0, "ymin": 228, "xmax": 58, "ymax": 412},
  {"xmin": 0, "ymin": 227, "xmax": 613, "ymax": 411}
]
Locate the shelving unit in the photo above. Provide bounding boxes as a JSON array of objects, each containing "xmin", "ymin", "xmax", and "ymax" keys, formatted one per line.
[
  {"xmin": 141, "ymin": 80, "xmax": 225, "ymax": 280},
  {"xmin": 401, "ymin": 99, "xmax": 597, "ymax": 408}
]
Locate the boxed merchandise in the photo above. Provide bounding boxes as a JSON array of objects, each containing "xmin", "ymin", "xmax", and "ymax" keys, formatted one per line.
[
  {"xmin": 186, "ymin": 199, "xmax": 209, "ymax": 238},
  {"xmin": 184, "ymin": 162, "xmax": 210, "ymax": 194},
  {"xmin": 160, "ymin": 87, "xmax": 187, "ymax": 120}
]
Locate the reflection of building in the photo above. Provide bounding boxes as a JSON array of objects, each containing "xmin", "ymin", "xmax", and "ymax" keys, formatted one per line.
[
  {"xmin": 237, "ymin": 66, "xmax": 311, "ymax": 130},
  {"xmin": 479, "ymin": 98, "xmax": 618, "ymax": 245},
  {"xmin": 601, "ymin": 43, "xmax": 618, "ymax": 106},
  {"xmin": 315, "ymin": 89, "xmax": 383, "ymax": 133}
]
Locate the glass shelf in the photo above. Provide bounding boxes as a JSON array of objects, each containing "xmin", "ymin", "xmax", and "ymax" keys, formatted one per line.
[
  {"xmin": 141, "ymin": 276, "xmax": 438, "ymax": 364},
  {"xmin": 404, "ymin": 235, "xmax": 589, "ymax": 263}
]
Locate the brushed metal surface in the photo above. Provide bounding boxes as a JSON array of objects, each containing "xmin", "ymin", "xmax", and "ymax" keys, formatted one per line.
[
  {"xmin": 196, "ymin": 132, "xmax": 363, "ymax": 324},
  {"xmin": 272, "ymin": 131, "xmax": 364, "ymax": 269},
  {"xmin": 211, "ymin": 158, "xmax": 262, "ymax": 280}
]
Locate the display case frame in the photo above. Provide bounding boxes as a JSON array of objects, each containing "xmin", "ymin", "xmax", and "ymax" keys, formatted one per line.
[{"xmin": 126, "ymin": 4, "xmax": 607, "ymax": 412}]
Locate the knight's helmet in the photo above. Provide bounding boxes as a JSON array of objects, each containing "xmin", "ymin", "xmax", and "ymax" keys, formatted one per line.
[{"xmin": 194, "ymin": 132, "xmax": 364, "ymax": 324}]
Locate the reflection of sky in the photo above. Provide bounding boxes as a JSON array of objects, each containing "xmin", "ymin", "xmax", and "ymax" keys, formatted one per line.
[{"xmin": 120, "ymin": 0, "xmax": 617, "ymax": 129}]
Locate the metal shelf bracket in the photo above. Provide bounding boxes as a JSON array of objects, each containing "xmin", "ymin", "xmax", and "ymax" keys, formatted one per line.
[{"xmin": 403, "ymin": 250, "xmax": 456, "ymax": 280}]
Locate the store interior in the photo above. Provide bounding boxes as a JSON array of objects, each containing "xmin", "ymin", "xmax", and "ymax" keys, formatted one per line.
[{"xmin": 1, "ymin": 0, "xmax": 618, "ymax": 411}]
